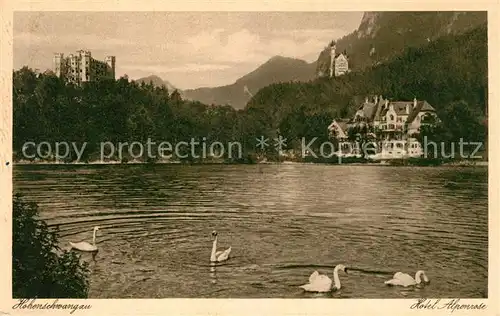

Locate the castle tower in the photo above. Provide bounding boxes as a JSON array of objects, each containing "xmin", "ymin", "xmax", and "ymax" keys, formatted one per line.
[
  {"xmin": 329, "ymin": 42, "xmax": 336, "ymax": 78},
  {"xmin": 105, "ymin": 56, "xmax": 116, "ymax": 79},
  {"xmin": 79, "ymin": 50, "xmax": 92, "ymax": 82},
  {"xmin": 67, "ymin": 53, "xmax": 80, "ymax": 84},
  {"xmin": 53, "ymin": 53, "xmax": 65, "ymax": 77}
]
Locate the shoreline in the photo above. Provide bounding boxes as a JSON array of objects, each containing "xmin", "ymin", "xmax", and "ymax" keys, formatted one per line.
[{"xmin": 12, "ymin": 159, "xmax": 488, "ymax": 167}]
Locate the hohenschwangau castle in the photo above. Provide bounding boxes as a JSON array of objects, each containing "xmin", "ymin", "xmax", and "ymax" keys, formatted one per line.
[{"xmin": 53, "ymin": 50, "xmax": 116, "ymax": 86}]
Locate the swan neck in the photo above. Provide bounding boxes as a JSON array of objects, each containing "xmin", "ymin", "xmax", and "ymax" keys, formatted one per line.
[
  {"xmin": 333, "ymin": 266, "xmax": 341, "ymax": 289},
  {"xmin": 415, "ymin": 271, "xmax": 424, "ymax": 284},
  {"xmin": 415, "ymin": 270, "xmax": 428, "ymax": 283},
  {"xmin": 210, "ymin": 236, "xmax": 218, "ymax": 261}
]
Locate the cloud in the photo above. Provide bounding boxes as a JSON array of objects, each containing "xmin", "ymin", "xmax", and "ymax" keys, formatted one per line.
[
  {"xmin": 275, "ymin": 28, "xmax": 347, "ymax": 40},
  {"xmin": 181, "ymin": 28, "xmax": 264, "ymax": 65},
  {"xmin": 179, "ymin": 27, "xmax": 334, "ymax": 65},
  {"xmin": 15, "ymin": 31, "xmax": 135, "ymax": 50},
  {"xmin": 186, "ymin": 28, "xmax": 225, "ymax": 49}
]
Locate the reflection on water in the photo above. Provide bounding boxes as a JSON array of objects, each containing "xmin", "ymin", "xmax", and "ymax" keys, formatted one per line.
[
  {"xmin": 210, "ymin": 263, "xmax": 217, "ymax": 284},
  {"xmin": 13, "ymin": 164, "xmax": 488, "ymax": 298}
]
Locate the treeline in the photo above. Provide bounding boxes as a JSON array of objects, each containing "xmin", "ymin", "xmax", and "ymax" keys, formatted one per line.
[
  {"xmin": 13, "ymin": 24, "xmax": 487, "ymax": 162},
  {"xmin": 13, "ymin": 71, "xmax": 249, "ymax": 162},
  {"xmin": 12, "ymin": 71, "xmax": 332, "ymax": 162}
]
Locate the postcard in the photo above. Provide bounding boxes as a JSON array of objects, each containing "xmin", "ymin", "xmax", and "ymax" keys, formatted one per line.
[{"xmin": 0, "ymin": 1, "xmax": 498, "ymax": 316}]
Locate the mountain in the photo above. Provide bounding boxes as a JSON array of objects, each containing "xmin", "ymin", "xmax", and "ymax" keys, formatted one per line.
[
  {"xmin": 182, "ymin": 56, "xmax": 316, "ymax": 109},
  {"xmin": 134, "ymin": 75, "xmax": 177, "ymax": 92},
  {"xmin": 316, "ymin": 11, "xmax": 487, "ymax": 75}
]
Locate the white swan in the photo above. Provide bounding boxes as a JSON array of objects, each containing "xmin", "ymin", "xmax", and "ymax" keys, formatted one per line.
[
  {"xmin": 69, "ymin": 226, "xmax": 100, "ymax": 254},
  {"xmin": 384, "ymin": 270, "xmax": 430, "ymax": 287},
  {"xmin": 299, "ymin": 264, "xmax": 348, "ymax": 293},
  {"xmin": 210, "ymin": 230, "xmax": 231, "ymax": 262}
]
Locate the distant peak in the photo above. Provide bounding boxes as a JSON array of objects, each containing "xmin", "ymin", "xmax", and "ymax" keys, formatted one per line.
[
  {"xmin": 269, "ymin": 55, "xmax": 286, "ymax": 61},
  {"xmin": 264, "ymin": 55, "xmax": 307, "ymax": 65},
  {"xmin": 143, "ymin": 74, "xmax": 162, "ymax": 79},
  {"xmin": 135, "ymin": 74, "xmax": 178, "ymax": 91}
]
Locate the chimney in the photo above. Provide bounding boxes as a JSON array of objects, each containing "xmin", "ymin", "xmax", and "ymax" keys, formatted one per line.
[
  {"xmin": 374, "ymin": 95, "xmax": 378, "ymax": 104},
  {"xmin": 406, "ymin": 103, "xmax": 410, "ymax": 114},
  {"xmin": 413, "ymin": 97, "xmax": 417, "ymax": 109},
  {"xmin": 365, "ymin": 97, "xmax": 368, "ymax": 104},
  {"xmin": 385, "ymin": 99, "xmax": 388, "ymax": 109}
]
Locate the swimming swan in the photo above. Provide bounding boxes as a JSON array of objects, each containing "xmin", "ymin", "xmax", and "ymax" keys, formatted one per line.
[
  {"xmin": 210, "ymin": 230, "xmax": 231, "ymax": 262},
  {"xmin": 69, "ymin": 226, "xmax": 100, "ymax": 254},
  {"xmin": 384, "ymin": 270, "xmax": 430, "ymax": 287},
  {"xmin": 299, "ymin": 264, "xmax": 348, "ymax": 292}
]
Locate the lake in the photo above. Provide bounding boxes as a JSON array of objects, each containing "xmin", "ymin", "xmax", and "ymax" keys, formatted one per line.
[{"xmin": 13, "ymin": 163, "xmax": 488, "ymax": 298}]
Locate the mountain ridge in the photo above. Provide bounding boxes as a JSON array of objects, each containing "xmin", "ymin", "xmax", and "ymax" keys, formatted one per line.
[{"xmin": 181, "ymin": 56, "xmax": 316, "ymax": 108}]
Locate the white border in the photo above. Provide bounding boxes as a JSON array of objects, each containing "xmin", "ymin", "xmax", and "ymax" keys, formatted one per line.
[{"xmin": 1, "ymin": 1, "xmax": 499, "ymax": 315}]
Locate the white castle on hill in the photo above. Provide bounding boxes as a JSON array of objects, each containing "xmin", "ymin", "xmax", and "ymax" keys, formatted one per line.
[{"xmin": 53, "ymin": 50, "xmax": 116, "ymax": 85}]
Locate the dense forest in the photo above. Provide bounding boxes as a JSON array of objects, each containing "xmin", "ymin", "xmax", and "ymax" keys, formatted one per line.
[
  {"xmin": 333, "ymin": 11, "xmax": 487, "ymax": 72},
  {"xmin": 13, "ymin": 24, "xmax": 487, "ymax": 162}
]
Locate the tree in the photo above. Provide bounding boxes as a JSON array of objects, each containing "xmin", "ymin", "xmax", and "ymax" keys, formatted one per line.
[
  {"xmin": 170, "ymin": 89, "xmax": 182, "ymax": 103},
  {"xmin": 13, "ymin": 194, "xmax": 90, "ymax": 298},
  {"xmin": 346, "ymin": 117, "xmax": 372, "ymax": 157}
]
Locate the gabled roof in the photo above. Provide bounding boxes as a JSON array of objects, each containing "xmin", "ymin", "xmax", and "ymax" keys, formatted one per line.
[
  {"xmin": 328, "ymin": 118, "xmax": 349, "ymax": 132},
  {"xmin": 335, "ymin": 53, "xmax": 348, "ymax": 60},
  {"xmin": 384, "ymin": 102, "xmax": 412, "ymax": 116},
  {"xmin": 373, "ymin": 97, "xmax": 386, "ymax": 120},
  {"xmin": 356, "ymin": 101, "xmax": 378, "ymax": 121},
  {"xmin": 336, "ymin": 118, "xmax": 349, "ymax": 132},
  {"xmin": 406, "ymin": 100, "xmax": 436, "ymax": 124},
  {"xmin": 376, "ymin": 99, "xmax": 435, "ymax": 122}
]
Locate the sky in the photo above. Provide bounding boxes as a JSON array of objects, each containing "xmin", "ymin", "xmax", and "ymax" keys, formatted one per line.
[{"xmin": 14, "ymin": 12, "xmax": 363, "ymax": 90}]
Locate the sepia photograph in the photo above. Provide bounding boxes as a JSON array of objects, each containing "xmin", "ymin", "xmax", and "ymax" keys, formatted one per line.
[{"xmin": 1, "ymin": 5, "xmax": 496, "ymax": 313}]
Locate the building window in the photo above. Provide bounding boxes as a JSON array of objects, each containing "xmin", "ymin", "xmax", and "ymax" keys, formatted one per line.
[{"xmin": 390, "ymin": 115, "xmax": 394, "ymax": 121}]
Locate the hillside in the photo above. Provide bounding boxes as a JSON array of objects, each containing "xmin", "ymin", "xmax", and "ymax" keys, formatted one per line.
[
  {"xmin": 182, "ymin": 56, "xmax": 316, "ymax": 109},
  {"xmin": 134, "ymin": 75, "xmax": 177, "ymax": 92},
  {"xmin": 316, "ymin": 11, "xmax": 487, "ymax": 74}
]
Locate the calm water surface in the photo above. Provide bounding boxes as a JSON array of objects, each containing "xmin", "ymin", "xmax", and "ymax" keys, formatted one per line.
[{"xmin": 13, "ymin": 164, "xmax": 488, "ymax": 298}]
